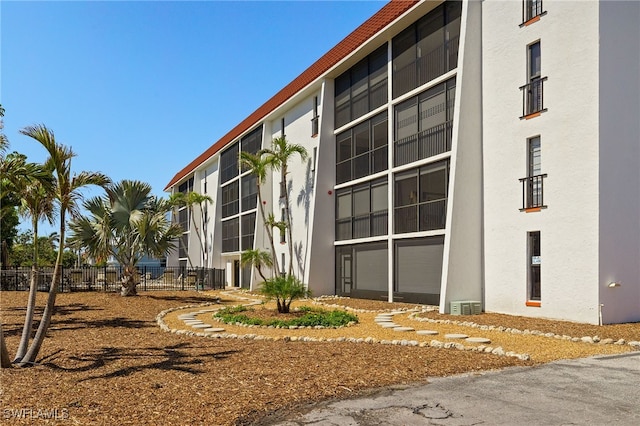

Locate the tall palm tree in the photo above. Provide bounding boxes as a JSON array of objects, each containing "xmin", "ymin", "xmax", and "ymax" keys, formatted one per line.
[
  {"xmin": 238, "ymin": 150, "xmax": 280, "ymax": 275},
  {"xmin": 13, "ymin": 174, "xmax": 55, "ymax": 363},
  {"xmin": 168, "ymin": 191, "xmax": 212, "ymax": 267},
  {"xmin": 262, "ymin": 136, "xmax": 307, "ymax": 276},
  {"xmin": 70, "ymin": 180, "xmax": 182, "ymax": 297},
  {"xmin": 17, "ymin": 124, "xmax": 110, "ymax": 367}
]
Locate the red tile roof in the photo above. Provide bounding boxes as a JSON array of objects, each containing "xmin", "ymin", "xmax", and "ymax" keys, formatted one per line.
[{"xmin": 165, "ymin": 0, "xmax": 420, "ymax": 191}]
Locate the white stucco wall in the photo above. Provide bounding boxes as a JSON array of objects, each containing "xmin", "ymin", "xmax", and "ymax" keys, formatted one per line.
[
  {"xmin": 483, "ymin": 0, "xmax": 602, "ymax": 323},
  {"xmin": 598, "ymin": 0, "xmax": 640, "ymax": 324},
  {"xmin": 440, "ymin": 0, "xmax": 484, "ymax": 312},
  {"xmin": 267, "ymin": 91, "xmax": 321, "ymax": 285}
]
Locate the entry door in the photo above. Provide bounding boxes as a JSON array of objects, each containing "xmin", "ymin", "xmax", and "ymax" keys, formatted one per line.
[
  {"xmin": 233, "ymin": 260, "xmax": 240, "ymax": 287},
  {"xmin": 338, "ymin": 251, "xmax": 352, "ymax": 295}
]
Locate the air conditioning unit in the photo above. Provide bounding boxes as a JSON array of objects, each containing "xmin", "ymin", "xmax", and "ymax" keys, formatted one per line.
[{"xmin": 450, "ymin": 301, "xmax": 482, "ymax": 315}]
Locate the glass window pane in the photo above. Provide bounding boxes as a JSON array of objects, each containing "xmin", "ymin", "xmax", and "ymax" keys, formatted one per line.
[
  {"xmin": 372, "ymin": 115, "xmax": 388, "ymax": 148},
  {"xmin": 529, "ymin": 42, "xmax": 541, "ymax": 79},
  {"xmin": 337, "ymin": 189, "xmax": 352, "ymax": 219},
  {"xmin": 336, "ymin": 132, "xmax": 352, "ymax": 162},
  {"xmin": 420, "ymin": 164, "xmax": 447, "ymax": 202},
  {"xmin": 394, "ymin": 171, "xmax": 418, "ymax": 207},
  {"xmin": 354, "ymin": 122, "xmax": 369, "ymax": 155},
  {"xmin": 371, "ymin": 181, "xmax": 388, "ymax": 212},
  {"xmin": 395, "ymin": 98, "xmax": 418, "ymax": 141},
  {"xmin": 353, "ymin": 185, "xmax": 370, "ymax": 216}
]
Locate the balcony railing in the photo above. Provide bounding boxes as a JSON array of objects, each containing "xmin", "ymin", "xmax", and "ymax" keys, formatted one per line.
[
  {"xmin": 520, "ymin": 77, "xmax": 548, "ymax": 118},
  {"xmin": 394, "ymin": 120, "xmax": 453, "ymax": 167},
  {"xmin": 522, "ymin": 0, "xmax": 544, "ymax": 23},
  {"xmin": 519, "ymin": 174, "xmax": 547, "ymax": 210}
]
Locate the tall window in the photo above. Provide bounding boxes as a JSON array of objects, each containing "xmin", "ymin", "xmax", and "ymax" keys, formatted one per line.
[
  {"xmin": 335, "ymin": 44, "xmax": 388, "ymax": 129},
  {"xmin": 521, "ymin": 41, "xmax": 547, "ymax": 117},
  {"xmin": 392, "ymin": 1, "xmax": 461, "ymax": 98},
  {"xmin": 222, "ymin": 218, "xmax": 239, "ymax": 253},
  {"xmin": 336, "ymin": 112, "xmax": 388, "ymax": 184},
  {"xmin": 221, "ymin": 181, "xmax": 239, "ymax": 218},
  {"xmin": 241, "ymin": 213, "xmax": 256, "ymax": 250},
  {"xmin": 520, "ymin": 136, "xmax": 546, "ymax": 210},
  {"xmin": 394, "ymin": 78, "xmax": 455, "ymax": 167},
  {"xmin": 394, "ymin": 160, "xmax": 449, "ymax": 234},
  {"xmin": 241, "ymin": 174, "xmax": 257, "ymax": 212},
  {"xmin": 311, "ymin": 96, "xmax": 319, "ymax": 137},
  {"xmin": 522, "ymin": 0, "xmax": 544, "ymax": 23},
  {"xmin": 528, "ymin": 231, "xmax": 541, "ymax": 302},
  {"xmin": 220, "ymin": 143, "xmax": 239, "ymax": 184},
  {"xmin": 336, "ymin": 178, "xmax": 388, "ymax": 241}
]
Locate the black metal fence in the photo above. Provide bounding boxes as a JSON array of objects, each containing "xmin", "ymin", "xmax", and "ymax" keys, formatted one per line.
[{"xmin": 0, "ymin": 266, "xmax": 226, "ymax": 292}]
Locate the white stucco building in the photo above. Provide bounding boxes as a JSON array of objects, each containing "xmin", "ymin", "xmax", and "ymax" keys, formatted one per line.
[{"xmin": 165, "ymin": 0, "xmax": 639, "ymax": 325}]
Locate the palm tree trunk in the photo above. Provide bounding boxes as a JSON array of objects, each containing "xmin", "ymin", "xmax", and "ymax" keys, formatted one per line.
[
  {"xmin": 0, "ymin": 323, "xmax": 12, "ymax": 369},
  {"xmin": 257, "ymin": 183, "xmax": 279, "ymax": 275},
  {"xmin": 18, "ymin": 216, "xmax": 66, "ymax": 366},
  {"xmin": 13, "ymin": 220, "xmax": 40, "ymax": 362},
  {"xmin": 189, "ymin": 205, "xmax": 207, "ymax": 267}
]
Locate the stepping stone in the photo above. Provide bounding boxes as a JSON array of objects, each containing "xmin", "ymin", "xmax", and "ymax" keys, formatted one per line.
[
  {"xmin": 192, "ymin": 324, "xmax": 211, "ymax": 329},
  {"xmin": 374, "ymin": 318, "xmax": 395, "ymax": 323},
  {"xmin": 178, "ymin": 315, "xmax": 195, "ymax": 320},
  {"xmin": 416, "ymin": 330, "xmax": 439, "ymax": 336},
  {"xmin": 466, "ymin": 337, "xmax": 491, "ymax": 344},
  {"xmin": 444, "ymin": 333, "xmax": 469, "ymax": 339},
  {"xmin": 393, "ymin": 326, "xmax": 415, "ymax": 332},
  {"xmin": 204, "ymin": 327, "xmax": 225, "ymax": 333},
  {"xmin": 184, "ymin": 321, "xmax": 204, "ymax": 325},
  {"xmin": 380, "ymin": 323, "xmax": 400, "ymax": 328}
]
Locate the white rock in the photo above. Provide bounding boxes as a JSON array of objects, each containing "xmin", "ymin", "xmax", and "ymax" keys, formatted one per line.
[{"xmin": 581, "ymin": 336, "xmax": 594, "ymax": 344}]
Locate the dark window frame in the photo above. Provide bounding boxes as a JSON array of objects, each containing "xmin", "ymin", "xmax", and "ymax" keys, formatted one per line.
[
  {"xmin": 220, "ymin": 142, "xmax": 240, "ymax": 184},
  {"xmin": 222, "ymin": 217, "xmax": 240, "ymax": 253},
  {"xmin": 336, "ymin": 112, "xmax": 388, "ymax": 184},
  {"xmin": 221, "ymin": 180, "xmax": 239, "ymax": 218},
  {"xmin": 394, "ymin": 160, "xmax": 449, "ymax": 234},
  {"xmin": 334, "ymin": 44, "xmax": 388, "ymax": 129},
  {"xmin": 336, "ymin": 177, "xmax": 388, "ymax": 241}
]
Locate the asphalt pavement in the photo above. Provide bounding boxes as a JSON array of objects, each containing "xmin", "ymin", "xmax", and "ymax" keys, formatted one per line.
[{"xmin": 269, "ymin": 352, "xmax": 640, "ymax": 426}]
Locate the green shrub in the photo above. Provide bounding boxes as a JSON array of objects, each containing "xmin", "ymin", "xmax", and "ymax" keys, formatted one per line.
[
  {"xmin": 259, "ymin": 274, "xmax": 311, "ymax": 313},
  {"xmin": 213, "ymin": 305, "xmax": 358, "ymax": 328}
]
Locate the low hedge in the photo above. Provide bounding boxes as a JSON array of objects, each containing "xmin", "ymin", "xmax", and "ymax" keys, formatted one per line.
[{"xmin": 214, "ymin": 305, "xmax": 358, "ymax": 328}]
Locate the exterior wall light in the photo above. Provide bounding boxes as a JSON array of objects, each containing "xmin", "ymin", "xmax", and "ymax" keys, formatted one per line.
[{"xmin": 608, "ymin": 282, "xmax": 621, "ymax": 288}]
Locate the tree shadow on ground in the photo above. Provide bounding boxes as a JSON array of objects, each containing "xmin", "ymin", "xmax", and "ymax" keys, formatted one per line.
[
  {"xmin": 144, "ymin": 294, "xmax": 221, "ymax": 304},
  {"xmin": 0, "ymin": 303, "xmax": 104, "ymax": 337},
  {"xmin": 48, "ymin": 316, "xmax": 154, "ymax": 332},
  {"xmin": 41, "ymin": 342, "xmax": 241, "ymax": 380}
]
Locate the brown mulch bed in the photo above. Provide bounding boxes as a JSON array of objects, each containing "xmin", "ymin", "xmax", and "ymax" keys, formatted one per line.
[{"xmin": 0, "ymin": 291, "xmax": 637, "ymax": 425}]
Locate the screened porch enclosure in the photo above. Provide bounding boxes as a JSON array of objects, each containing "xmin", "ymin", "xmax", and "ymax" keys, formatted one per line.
[{"xmin": 335, "ymin": 236, "xmax": 444, "ymax": 305}]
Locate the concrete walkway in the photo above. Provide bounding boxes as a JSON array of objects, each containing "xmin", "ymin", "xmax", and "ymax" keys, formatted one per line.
[{"xmin": 271, "ymin": 352, "xmax": 640, "ymax": 426}]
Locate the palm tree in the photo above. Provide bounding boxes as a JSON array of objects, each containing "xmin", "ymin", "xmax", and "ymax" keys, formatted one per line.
[
  {"xmin": 17, "ymin": 124, "xmax": 110, "ymax": 367},
  {"xmin": 70, "ymin": 180, "xmax": 182, "ymax": 297},
  {"xmin": 262, "ymin": 136, "xmax": 307, "ymax": 276},
  {"xmin": 240, "ymin": 248, "xmax": 272, "ymax": 283},
  {"xmin": 238, "ymin": 150, "xmax": 280, "ymax": 275},
  {"xmin": 13, "ymin": 174, "xmax": 55, "ymax": 363},
  {"xmin": 168, "ymin": 191, "xmax": 212, "ymax": 267}
]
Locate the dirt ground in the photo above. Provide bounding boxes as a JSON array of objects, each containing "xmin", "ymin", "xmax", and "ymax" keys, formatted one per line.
[{"xmin": 1, "ymin": 290, "xmax": 638, "ymax": 425}]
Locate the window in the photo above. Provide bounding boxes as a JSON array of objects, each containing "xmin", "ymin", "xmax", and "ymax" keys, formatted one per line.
[
  {"xmin": 335, "ymin": 242, "xmax": 388, "ymax": 298},
  {"xmin": 392, "ymin": 1, "xmax": 461, "ymax": 98},
  {"xmin": 222, "ymin": 218, "xmax": 239, "ymax": 253},
  {"xmin": 394, "ymin": 236, "xmax": 444, "ymax": 305},
  {"xmin": 221, "ymin": 181, "xmax": 239, "ymax": 218},
  {"xmin": 178, "ymin": 208, "xmax": 189, "ymax": 232},
  {"xmin": 281, "ymin": 118, "xmax": 285, "ymax": 138},
  {"xmin": 280, "ymin": 208, "xmax": 286, "ymax": 244},
  {"xmin": 241, "ymin": 213, "xmax": 256, "ymax": 250},
  {"xmin": 520, "ymin": 136, "xmax": 547, "ymax": 210},
  {"xmin": 241, "ymin": 174, "xmax": 257, "ymax": 212},
  {"xmin": 394, "ymin": 160, "xmax": 449, "ymax": 234},
  {"xmin": 335, "ymin": 178, "xmax": 388, "ymax": 241},
  {"xmin": 334, "ymin": 44, "xmax": 388, "ymax": 129},
  {"xmin": 220, "ymin": 143, "xmax": 239, "ymax": 184},
  {"xmin": 528, "ymin": 231, "xmax": 541, "ymax": 302},
  {"xmin": 394, "ymin": 78, "xmax": 455, "ymax": 167},
  {"xmin": 336, "ymin": 112, "xmax": 388, "ymax": 184},
  {"xmin": 241, "ymin": 126, "xmax": 262, "ymax": 156},
  {"xmin": 522, "ymin": 0, "xmax": 545, "ymax": 24},
  {"xmin": 311, "ymin": 96, "xmax": 319, "ymax": 137},
  {"xmin": 521, "ymin": 41, "xmax": 547, "ymax": 117}
]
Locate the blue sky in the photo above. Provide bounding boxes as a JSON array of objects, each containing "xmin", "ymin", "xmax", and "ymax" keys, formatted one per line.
[{"xmin": 1, "ymin": 0, "xmax": 385, "ymax": 233}]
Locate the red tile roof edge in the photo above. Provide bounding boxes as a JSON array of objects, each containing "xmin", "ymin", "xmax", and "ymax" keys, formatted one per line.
[{"xmin": 165, "ymin": 0, "xmax": 420, "ymax": 191}]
